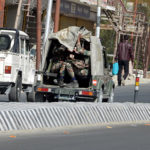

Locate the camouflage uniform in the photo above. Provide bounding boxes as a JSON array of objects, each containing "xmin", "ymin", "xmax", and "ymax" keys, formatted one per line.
[
  {"xmin": 76, "ymin": 42, "xmax": 91, "ymax": 56},
  {"xmin": 51, "ymin": 61, "xmax": 75, "ymax": 79},
  {"xmin": 72, "ymin": 42, "xmax": 90, "ymax": 77},
  {"xmin": 50, "ymin": 45, "xmax": 77, "ymax": 86},
  {"xmin": 72, "ymin": 59, "xmax": 89, "ymax": 76}
]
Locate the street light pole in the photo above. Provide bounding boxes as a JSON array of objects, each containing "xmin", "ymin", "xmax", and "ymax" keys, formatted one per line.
[
  {"xmin": 43, "ymin": 0, "xmax": 53, "ymax": 45},
  {"xmin": 96, "ymin": 0, "xmax": 101, "ymax": 38},
  {"xmin": 14, "ymin": 0, "xmax": 23, "ymax": 29}
]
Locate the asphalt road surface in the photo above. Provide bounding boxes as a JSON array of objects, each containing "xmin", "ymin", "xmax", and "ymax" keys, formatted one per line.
[
  {"xmin": 114, "ymin": 84, "xmax": 150, "ymax": 103},
  {"xmin": 0, "ymin": 85, "xmax": 150, "ymax": 150},
  {"xmin": 0, "ymin": 124, "xmax": 150, "ymax": 150},
  {"xmin": 0, "ymin": 84, "xmax": 150, "ymax": 103}
]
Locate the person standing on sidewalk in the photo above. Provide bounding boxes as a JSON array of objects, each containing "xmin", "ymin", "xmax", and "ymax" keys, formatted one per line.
[{"xmin": 115, "ymin": 35, "xmax": 134, "ymax": 86}]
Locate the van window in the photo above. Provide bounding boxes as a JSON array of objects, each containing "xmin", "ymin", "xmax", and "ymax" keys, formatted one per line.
[
  {"xmin": 25, "ymin": 40, "xmax": 30, "ymax": 55},
  {"xmin": 21, "ymin": 39, "xmax": 25, "ymax": 54},
  {"xmin": 0, "ymin": 35, "xmax": 11, "ymax": 51}
]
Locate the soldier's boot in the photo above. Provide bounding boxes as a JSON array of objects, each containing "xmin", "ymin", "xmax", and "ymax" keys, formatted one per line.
[
  {"xmin": 66, "ymin": 80, "xmax": 79, "ymax": 88},
  {"xmin": 58, "ymin": 79, "xmax": 65, "ymax": 87}
]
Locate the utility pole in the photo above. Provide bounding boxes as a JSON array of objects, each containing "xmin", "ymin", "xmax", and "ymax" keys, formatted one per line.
[
  {"xmin": 131, "ymin": 0, "xmax": 138, "ymax": 44},
  {"xmin": 54, "ymin": 0, "xmax": 61, "ymax": 33},
  {"xmin": 96, "ymin": 0, "xmax": 101, "ymax": 38},
  {"xmin": 42, "ymin": 0, "xmax": 53, "ymax": 69},
  {"xmin": 36, "ymin": 0, "xmax": 42, "ymax": 70},
  {"xmin": 0, "ymin": 0, "xmax": 5, "ymax": 27},
  {"xmin": 14, "ymin": 0, "xmax": 23, "ymax": 29},
  {"xmin": 144, "ymin": 27, "xmax": 150, "ymax": 78},
  {"xmin": 43, "ymin": 0, "xmax": 53, "ymax": 46}
]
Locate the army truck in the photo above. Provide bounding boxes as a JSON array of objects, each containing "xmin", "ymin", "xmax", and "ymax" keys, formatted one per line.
[
  {"xmin": 34, "ymin": 26, "xmax": 115, "ymax": 102},
  {"xmin": 0, "ymin": 28, "xmax": 36, "ymax": 102}
]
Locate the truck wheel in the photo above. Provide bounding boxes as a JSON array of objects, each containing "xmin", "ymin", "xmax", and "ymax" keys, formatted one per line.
[
  {"xmin": 47, "ymin": 94, "xmax": 56, "ymax": 102},
  {"xmin": 9, "ymin": 75, "xmax": 22, "ymax": 102},
  {"xmin": 108, "ymin": 88, "xmax": 114, "ymax": 103},
  {"xmin": 26, "ymin": 92, "xmax": 35, "ymax": 102},
  {"xmin": 35, "ymin": 92, "xmax": 45, "ymax": 102},
  {"xmin": 95, "ymin": 89, "xmax": 103, "ymax": 103}
]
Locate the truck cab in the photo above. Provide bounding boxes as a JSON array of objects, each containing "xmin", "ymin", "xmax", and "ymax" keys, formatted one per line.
[{"xmin": 0, "ymin": 28, "xmax": 36, "ymax": 102}]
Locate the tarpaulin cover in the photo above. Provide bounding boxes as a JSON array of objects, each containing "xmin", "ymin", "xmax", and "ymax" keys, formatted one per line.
[
  {"xmin": 90, "ymin": 36, "xmax": 104, "ymax": 76},
  {"xmin": 42, "ymin": 26, "xmax": 91, "ymax": 69},
  {"xmin": 43, "ymin": 26, "xmax": 104, "ymax": 76}
]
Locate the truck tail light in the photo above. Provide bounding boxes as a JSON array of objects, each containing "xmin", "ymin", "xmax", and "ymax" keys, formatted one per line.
[
  {"xmin": 37, "ymin": 88, "xmax": 50, "ymax": 92},
  {"xmin": 5, "ymin": 66, "xmax": 11, "ymax": 74},
  {"xmin": 92, "ymin": 80, "xmax": 97, "ymax": 86},
  {"xmin": 80, "ymin": 91, "xmax": 93, "ymax": 96}
]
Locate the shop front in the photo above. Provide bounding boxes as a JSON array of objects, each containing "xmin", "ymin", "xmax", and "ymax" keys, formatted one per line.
[{"xmin": 59, "ymin": 0, "xmax": 96, "ymax": 34}]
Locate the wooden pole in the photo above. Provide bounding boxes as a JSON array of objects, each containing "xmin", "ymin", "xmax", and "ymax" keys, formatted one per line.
[
  {"xmin": 0, "ymin": 0, "xmax": 5, "ymax": 27},
  {"xmin": 131, "ymin": 0, "xmax": 138, "ymax": 44},
  {"xmin": 36, "ymin": 0, "xmax": 42, "ymax": 70},
  {"xmin": 54, "ymin": 0, "xmax": 60, "ymax": 33},
  {"xmin": 144, "ymin": 27, "xmax": 150, "ymax": 78},
  {"xmin": 134, "ymin": 36, "xmax": 138, "ymax": 58},
  {"xmin": 113, "ymin": 32, "xmax": 119, "ymax": 63}
]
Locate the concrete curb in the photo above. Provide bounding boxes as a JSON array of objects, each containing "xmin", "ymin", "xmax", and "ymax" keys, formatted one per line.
[{"xmin": 0, "ymin": 102, "xmax": 150, "ymax": 131}]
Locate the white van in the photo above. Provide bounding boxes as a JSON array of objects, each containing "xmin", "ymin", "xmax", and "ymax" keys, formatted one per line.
[{"xmin": 0, "ymin": 28, "xmax": 36, "ymax": 102}]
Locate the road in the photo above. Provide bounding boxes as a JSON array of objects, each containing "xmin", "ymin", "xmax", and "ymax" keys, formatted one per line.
[
  {"xmin": 0, "ymin": 84, "xmax": 150, "ymax": 103},
  {"xmin": 114, "ymin": 84, "xmax": 150, "ymax": 103},
  {"xmin": 0, "ymin": 124, "xmax": 150, "ymax": 150},
  {"xmin": 0, "ymin": 84, "xmax": 150, "ymax": 150}
]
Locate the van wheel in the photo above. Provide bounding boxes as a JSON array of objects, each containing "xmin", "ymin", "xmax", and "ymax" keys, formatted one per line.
[
  {"xmin": 26, "ymin": 92, "xmax": 35, "ymax": 102},
  {"xmin": 108, "ymin": 88, "xmax": 114, "ymax": 103},
  {"xmin": 9, "ymin": 75, "xmax": 22, "ymax": 102},
  {"xmin": 35, "ymin": 92, "xmax": 45, "ymax": 102},
  {"xmin": 95, "ymin": 89, "xmax": 103, "ymax": 103}
]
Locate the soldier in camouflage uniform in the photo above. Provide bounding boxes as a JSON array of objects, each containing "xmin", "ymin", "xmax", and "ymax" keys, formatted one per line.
[
  {"xmin": 71, "ymin": 34, "xmax": 90, "ymax": 77},
  {"xmin": 64, "ymin": 34, "xmax": 90, "ymax": 88},
  {"xmin": 51, "ymin": 45, "xmax": 79, "ymax": 87}
]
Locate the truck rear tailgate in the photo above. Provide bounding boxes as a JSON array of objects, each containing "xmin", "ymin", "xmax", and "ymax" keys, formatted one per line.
[{"xmin": 36, "ymin": 84, "xmax": 97, "ymax": 101}]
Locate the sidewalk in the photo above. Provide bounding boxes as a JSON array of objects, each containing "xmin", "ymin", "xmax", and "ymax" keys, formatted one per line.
[{"xmin": 112, "ymin": 75, "xmax": 150, "ymax": 86}]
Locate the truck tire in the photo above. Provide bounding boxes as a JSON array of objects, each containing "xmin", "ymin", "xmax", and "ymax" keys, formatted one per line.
[
  {"xmin": 95, "ymin": 89, "xmax": 103, "ymax": 103},
  {"xmin": 9, "ymin": 75, "xmax": 22, "ymax": 102},
  {"xmin": 47, "ymin": 94, "xmax": 56, "ymax": 102},
  {"xmin": 26, "ymin": 92, "xmax": 35, "ymax": 102},
  {"xmin": 108, "ymin": 88, "xmax": 114, "ymax": 103},
  {"xmin": 35, "ymin": 92, "xmax": 45, "ymax": 102}
]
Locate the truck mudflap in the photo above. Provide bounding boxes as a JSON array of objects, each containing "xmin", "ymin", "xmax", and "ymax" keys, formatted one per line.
[{"xmin": 36, "ymin": 86, "xmax": 97, "ymax": 101}]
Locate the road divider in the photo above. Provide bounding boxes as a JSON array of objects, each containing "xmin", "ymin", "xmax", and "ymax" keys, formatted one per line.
[{"xmin": 0, "ymin": 102, "xmax": 150, "ymax": 131}]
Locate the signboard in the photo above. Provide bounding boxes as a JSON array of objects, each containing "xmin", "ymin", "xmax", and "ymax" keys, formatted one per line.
[
  {"xmin": 60, "ymin": 0, "xmax": 90, "ymax": 19},
  {"xmin": 80, "ymin": 0, "xmax": 97, "ymax": 5},
  {"xmin": 80, "ymin": 0, "xmax": 116, "ymax": 11}
]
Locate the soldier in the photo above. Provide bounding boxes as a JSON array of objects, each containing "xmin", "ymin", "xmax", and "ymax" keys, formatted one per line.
[
  {"xmin": 64, "ymin": 34, "xmax": 90, "ymax": 89},
  {"xmin": 72, "ymin": 33, "xmax": 90, "ymax": 77},
  {"xmin": 74, "ymin": 33, "xmax": 91, "ymax": 56},
  {"xmin": 51, "ymin": 45, "xmax": 79, "ymax": 87}
]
